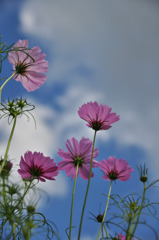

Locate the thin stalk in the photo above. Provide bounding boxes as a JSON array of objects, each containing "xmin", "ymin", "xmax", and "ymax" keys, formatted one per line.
[
  {"xmin": 24, "ymin": 213, "xmax": 31, "ymax": 240},
  {"xmin": 2, "ymin": 178, "xmax": 16, "ymax": 239},
  {"xmin": 78, "ymin": 130, "xmax": 97, "ymax": 240},
  {"xmin": 18, "ymin": 181, "xmax": 33, "ymax": 215},
  {"xmin": 96, "ymin": 181, "xmax": 113, "ymax": 240},
  {"xmin": 0, "ymin": 116, "xmax": 17, "ymax": 174},
  {"xmin": 10, "ymin": 193, "xmax": 17, "ymax": 240},
  {"xmin": 127, "ymin": 217, "xmax": 136, "ymax": 239},
  {"xmin": 103, "ymin": 223, "xmax": 108, "ymax": 239},
  {"xmin": 69, "ymin": 164, "xmax": 79, "ymax": 240},
  {"xmin": 12, "ymin": 223, "xmax": 16, "ymax": 240},
  {"xmin": 0, "ymin": 72, "xmax": 16, "ymax": 106},
  {"xmin": 2, "ymin": 177, "xmax": 8, "ymax": 204},
  {"xmin": 101, "ymin": 223, "xmax": 104, "ymax": 239},
  {"xmin": 127, "ymin": 183, "xmax": 146, "ymax": 240},
  {"xmin": 15, "ymin": 182, "xmax": 33, "ymax": 240},
  {"xmin": 125, "ymin": 218, "xmax": 133, "ymax": 240}
]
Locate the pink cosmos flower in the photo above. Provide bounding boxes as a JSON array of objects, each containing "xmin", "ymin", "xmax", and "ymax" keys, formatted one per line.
[
  {"xmin": 78, "ymin": 101, "xmax": 120, "ymax": 131},
  {"xmin": 58, "ymin": 137, "xmax": 99, "ymax": 179},
  {"xmin": 115, "ymin": 233, "xmax": 133, "ymax": 240},
  {"xmin": 18, "ymin": 151, "xmax": 59, "ymax": 182},
  {"xmin": 99, "ymin": 156, "xmax": 133, "ymax": 181},
  {"xmin": 8, "ymin": 39, "xmax": 48, "ymax": 92}
]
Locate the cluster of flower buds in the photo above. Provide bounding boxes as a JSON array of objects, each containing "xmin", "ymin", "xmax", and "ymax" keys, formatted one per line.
[{"xmin": 0, "ymin": 97, "xmax": 35, "ymax": 123}]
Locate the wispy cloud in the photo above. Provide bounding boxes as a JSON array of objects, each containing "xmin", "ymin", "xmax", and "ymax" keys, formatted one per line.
[{"xmin": 18, "ymin": 0, "xmax": 159, "ymax": 177}]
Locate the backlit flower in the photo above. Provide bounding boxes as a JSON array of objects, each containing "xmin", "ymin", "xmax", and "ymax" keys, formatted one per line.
[
  {"xmin": 112, "ymin": 233, "xmax": 133, "ymax": 240},
  {"xmin": 78, "ymin": 101, "xmax": 120, "ymax": 131},
  {"xmin": 18, "ymin": 151, "xmax": 59, "ymax": 182},
  {"xmin": 99, "ymin": 156, "xmax": 133, "ymax": 181},
  {"xmin": 8, "ymin": 39, "xmax": 48, "ymax": 92},
  {"xmin": 58, "ymin": 137, "xmax": 99, "ymax": 179}
]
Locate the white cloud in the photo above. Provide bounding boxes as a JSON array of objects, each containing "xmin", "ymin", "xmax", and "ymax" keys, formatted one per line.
[
  {"xmin": 18, "ymin": 0, "xmax": 159, "ymax": 178},
  {"xmin": 19, "ymin": 0, "xmax": 159, "ymax": 88},
  {"xmin": 0, "ymin": 101, "xmax": 56, "ymax": 160}
]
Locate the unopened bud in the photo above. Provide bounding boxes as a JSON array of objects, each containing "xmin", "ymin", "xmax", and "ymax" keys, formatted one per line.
[
  {"xmin": 96, "ymin": 214, "xmax": 103, "ymax": 223},
  {"xmin": 0, "ymin": 160, "xmax": 13, "ymax": 177},
  {"xmin": 27, "ymin": 205, "xmax": 35, "ymax": 214}
]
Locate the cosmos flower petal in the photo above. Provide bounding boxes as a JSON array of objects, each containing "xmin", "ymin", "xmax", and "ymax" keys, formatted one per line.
[
  {"xmin": 16, "ymin": 72, "xmax": 47, "ymax": 92},
  {"xmin": 18, "ymin": 170, "xmax": 32, "ymax": 179},
  {"xmin": 58, "ymin": 149, "xmax": 73, "ymax": 160},
  {"xmin": 65, "ymin": 165, "xmax": 78, "ymax": 179},
  {"xmin": 92, "ymin": 159, "xmax": 99, "ymax": 168},
  {"xmin": 24, "ymin": 151, "xmax": 34, "ymax": 165},
  {"xmin": 38, "ymin": 176, "xmax": 46, "ymax": 182},
  {"xmin": 71, "ymin": 138, "xmax": 80, "ymax": 155},
  {"xmin": 65, "ymin": 138, "xmax": 78, "ymax": 157},
  {"xmin": 9, "ymin": 40, "xmax": 29, "ymax": 63},
  {"xmin": 79, "ymin": 165, "xmax": 94, "ymax": 180},
  {"xmin": 42, "ymin": 166, "xmax": 58, "ymax": 174},
  {"xmin": 58, "ymin": 160, "xmax": 74, "ymax": 170},
  {"xmin": 19, "ymin": 157, "xmax": 30, "ymax": 171},
  {"xmin": 26, "ymin": 71, "xmax": 47, "ymax": 84},
  {"xmin": 28, "ymin": 62, "xmax": 48, "ymax": 72},
  {"xmin": 102, "ymin": 174, "xmax": 111, "ymax": 181}
]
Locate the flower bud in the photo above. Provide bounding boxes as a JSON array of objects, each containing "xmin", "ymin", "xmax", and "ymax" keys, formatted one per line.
[
  {"xmin": 0, "ymin": 160, "xmax": 13, "ymax": 177},
  {"xmin": 8, "ymin": 186, "xmax": 18, "ymax": 196},
  {"xmin": 138, "ymin": 163, "xmax": 148, "ymax": 183},
  {"xmin": 140, "ymin": 176, "xmax": 148, "ymax": 182},
  {"xmin": 129, "ymin": 201, "xmax": 139, "ymax": 213},
  {"xmin": 1, "ymin": 98, "xmax": 35, "ymax": 123},
  {"xmin": 96, "ymin": 214, "xmax": 103, "ymax": 223},
  {"xmin": 27, "ymin": 205, "xmax": 35, "ymax": 214}
]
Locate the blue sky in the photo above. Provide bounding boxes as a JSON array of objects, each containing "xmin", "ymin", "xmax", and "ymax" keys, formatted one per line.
[{"xmin": 0, "ymin": 0, "xmax": 159, "ymax": 239}]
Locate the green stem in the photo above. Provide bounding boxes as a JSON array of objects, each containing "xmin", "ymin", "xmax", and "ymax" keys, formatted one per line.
[
  {"xmin": 127, "ymin": 183, "xmax": 146, "ymax": 240},
  {"xmin": 18, "ymin": 181, "xmax": 33, "ymax": 215},
  {"xmin": 69, "ymin": 164, "xmax": 79, "ymax": 240},
  {"xmin": 16, "ymin": 181, "xmax": 33, "ymax": 239},
  {"xmin": 0, "ymin": 116, "xmax": 17, "ymax": 174},
  {"xmin": 0, "ymin": 72, "xmax": 16, "ymax": 106},
  {"xmin": 125, "ymin": 218, "xmax": 133, "ymax": 240},
  {"xmin": 101, "ymin": 223, "xmax": 104, "ymax": 239},
  {"xmin": 25, "ymin": 227, "xmax": 31, "ymax": 240},
  {"xmin": 2, "ymin": 177, "xmax": 10, "ymax": 234},
  {"xmin": 2, "ymin": 177, "xmax": 8, "ymax": 204},
  {"xmin": 128, "ymin": 217, "xmax": 136, "ymax": 238},
  {"xmin": 103, "ymin": 223, "xmax": 108, "ymax": 239},
  {"xmin": 12, "ymin": 223, "xmax": 16, "ymax": 240},
  {"xmin": 10, "ymin": 193, "xmax": 17, "ymax": 240},
  {"xmin": 23, "ymin": 213, "xmax": 31, "ymax": 240},
  {"xmin": 96, "ymin": 181, "xmax": 113, "ymax": 240},
  {"xmin": 78, "ymin": 130, "xmax": 97, "ymax": 240}
]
